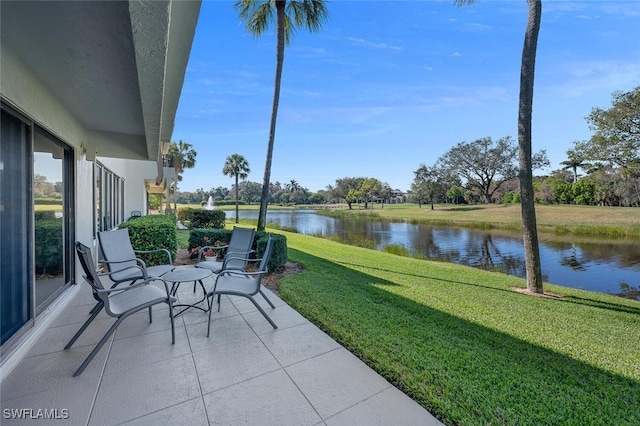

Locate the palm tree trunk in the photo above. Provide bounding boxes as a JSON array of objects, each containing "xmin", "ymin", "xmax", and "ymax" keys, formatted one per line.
[
  {"xmin": 518, "ymin": 0, "xmax": 544, "ymax": 294},
  {"xmin": 257, "ymin": 0, "xmax": 286, "ymax": 231},
  {"xmin": 235, "ymin": 175, "xmax": 239, "ymax": 224}
]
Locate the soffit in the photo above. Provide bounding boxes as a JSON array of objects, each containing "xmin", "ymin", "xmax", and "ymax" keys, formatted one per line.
[{"xmin": 1, "ymin": 1, "xmax": 200, "ymax": 162}]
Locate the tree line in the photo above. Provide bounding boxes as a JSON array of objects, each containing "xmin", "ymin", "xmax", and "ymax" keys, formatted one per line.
[{"xmin": 410, "ymin": 86, "xmax": 640, "ymax": 208}]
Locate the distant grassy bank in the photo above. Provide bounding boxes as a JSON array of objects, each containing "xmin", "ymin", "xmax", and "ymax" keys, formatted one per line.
[
  {"xmin": 317, "ymin": 203, "xmax": 640, "ymax": 238},
  {"xmin": 277, "ymin": 230, "xmax": 640, "ymax": 425},
  {"xmin": 175, "ymin": 202, "xmax": 639, "ymax": 237}
]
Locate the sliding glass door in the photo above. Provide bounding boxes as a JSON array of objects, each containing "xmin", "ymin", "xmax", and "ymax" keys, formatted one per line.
[
  {"xmin": 1, "ymin": 106, "xmax": 74, "ymax": 349},
  {"xmin": 33, "ymin": 127, "xmax": 73, "ymax": 310},
  {"xmin": 1, "ymin": 109, "xmax": 32, "ymax": 346}
]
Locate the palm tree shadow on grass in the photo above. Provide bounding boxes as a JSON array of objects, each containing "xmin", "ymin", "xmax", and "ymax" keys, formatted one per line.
[
  {"xmin": 283, "ymin": 249, "xmax": 640, "ymax": 425},
  {"xmin": 334, "ymin": 258, "xmax": 640, "ymax": 316}
]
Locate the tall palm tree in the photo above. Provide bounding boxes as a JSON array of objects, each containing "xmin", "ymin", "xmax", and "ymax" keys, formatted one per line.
[
  {"xmin": 561, "ymin": 146, "xmax": 589, "ymax": 183},
  {"xmin": 456, "ymin": 0, "xmax": 544, "ymax": 293},
  {"xmin": 222, "ymin": 154, "xmax": 251, "ymax": 223},
  {"xmin": 166, "ymin": 140, "xmax": 197, "ymax": 211},
  {"xmin": 234, "ymin": 0, "xmax": 329, "ymax": 231}
]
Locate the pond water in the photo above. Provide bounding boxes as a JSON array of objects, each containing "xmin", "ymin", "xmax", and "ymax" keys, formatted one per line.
[{"xmin": 226, "ymin": 209, "xmax": 640, "ymax": 299}]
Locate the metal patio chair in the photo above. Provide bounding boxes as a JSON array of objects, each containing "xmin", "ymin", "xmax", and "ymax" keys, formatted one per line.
[
  {"xmin": 195, "ymin": 226, "xmax": 256, "ymax": 275},
  {"xmin": 98, "ymin": 228, "xmax": 174, "ymax": 287},
  {"xmin": 205, "ymin": 236, "xmax": 277, "ymax": 337},
  {"xmin": 66, "ymin": 241, "xmax": 175, "ymax": 376}
]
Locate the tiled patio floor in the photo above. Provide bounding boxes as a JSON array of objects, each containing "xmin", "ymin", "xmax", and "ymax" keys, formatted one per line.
[{"xmin": 1, "ymin": 273, "xmax": 443, "ymax": 425}]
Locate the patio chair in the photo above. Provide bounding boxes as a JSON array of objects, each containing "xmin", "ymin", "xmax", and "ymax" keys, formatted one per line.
[
  {"xmin": 98, "ymin": 228, "xmax": 174, "ymax": 287},
  {"xmin": 195, "ymin": 226, "xmax": 255, "ymax": 275},
  {"xmin": 196, "ymin": 227, "xmax": 274, "ymax": 307},
  {"xmin": 66, "ymin": 241, "xmax": 175, "ymax": 376},
  {"xmin": 206, "ymin": 236, "xmax": 277, "ymax": 336}
]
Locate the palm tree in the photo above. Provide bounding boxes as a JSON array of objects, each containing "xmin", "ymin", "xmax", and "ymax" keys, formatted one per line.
[
  {"xmin": 456, "ymin": 0, "xmax": 544, "ymax": 293},
  {"xmin": 222, "ymin": 154, "xmax": 251, "ymax": 223},
  {"xmin": 561, "ymin": 145, "xmax": 589, "ymax": 183},
  {"xmin": 234, "ymin": 0, "xmax": 329, "ymax": 231},
  {"xmin": 166, "ymin": 140, "xmax": 197, "ymax": 211}
]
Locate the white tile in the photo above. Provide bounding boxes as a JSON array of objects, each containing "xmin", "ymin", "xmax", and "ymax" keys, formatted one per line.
[
  {"xmin": 1, "ymin": 377, "xmax": 98, "ymax": 425},
  {"xmin": 1, "ymin": 347, "xmax": 106, "ymax": 400},
  {"xmin": 286, "ymin": 348, "xmax": 391, "ymax": 419},
  {"xmin": 193, "ymin": 335, "xmax": 280, "ymax": 394},
  {"xmin": 120, "ymin": 397, "xmax": 209, "ymax": 426},
  {"xmin": 104, "ymin": 327, "xmax": 188, "ymax": 375},
  {"xmin": 186, "ymin": 314, "xmax": 255, "ymax": 353},
  {"xmin": 90, "ymin": 354, "xmax": 200, "ymax": 425},
  {"xmin": 326, "ymin": 386, "xmax": 442, "ymax": 426},
  {"xmin": 260, "ymin": 322, "xmax": 341, "ymax": 367},
  {"xmin": 203, "ymin": 369, "xmax": 321, "ymax": 426}
]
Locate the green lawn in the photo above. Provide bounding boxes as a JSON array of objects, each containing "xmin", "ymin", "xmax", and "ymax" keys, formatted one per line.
[{"xmin": 276, "ymin": 230, "xmax": 640, "ymax": 425}]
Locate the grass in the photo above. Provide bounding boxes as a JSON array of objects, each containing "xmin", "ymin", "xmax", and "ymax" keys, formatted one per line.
[{"xmin": 276, "ymin": 230, "xmax": 640, "ymax": 425}]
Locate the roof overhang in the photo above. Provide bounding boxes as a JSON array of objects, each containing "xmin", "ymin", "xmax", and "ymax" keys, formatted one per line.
[{"xmin": 1, "ymin": 0, "xmax": 200, "ymax": 174}]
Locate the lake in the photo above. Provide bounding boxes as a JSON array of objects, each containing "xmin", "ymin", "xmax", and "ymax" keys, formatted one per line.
[{"xmin": 225, "ymin": 209, "xmax": 640, "ymax": 299}]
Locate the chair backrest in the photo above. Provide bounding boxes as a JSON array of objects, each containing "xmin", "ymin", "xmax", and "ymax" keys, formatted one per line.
[
  {"xmin": 98, "ymin": 228, "xmax": 137, "ymax": 272},
  {"xmin": 224, "ymin": 227, "xmax": 255, "ymax": 269},
  {"xmin": 257, "ymin": 236, "xmax": 274, "ymax": 274},
  {"xmin": 75, "ymin": 241, "xmax": 107, "ymax": 303}
]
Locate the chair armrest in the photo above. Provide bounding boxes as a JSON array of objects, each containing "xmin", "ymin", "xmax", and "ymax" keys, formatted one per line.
[
  {"xmin": 101, "ymin": 258, "xmax": 148, "ymax": 272},
  {"xmin": 103, "ymin": 264, "xmax": 150, "ymax": 281},
  {"xmin": 220, "ymin": 251, "xmax": 255, "ymax": 270},
  {"xmin": 96, "ymin": 275, "xmax": 171, "ymax": 296},
  {"xmin": 134, "ymin": 248, "xmax": 173, "ymax": 264}
]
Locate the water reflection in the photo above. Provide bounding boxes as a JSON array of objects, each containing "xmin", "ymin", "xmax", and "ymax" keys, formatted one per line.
[{"xmin": 226, "ymin": 210, "xmax": 640, "ymax": 299}]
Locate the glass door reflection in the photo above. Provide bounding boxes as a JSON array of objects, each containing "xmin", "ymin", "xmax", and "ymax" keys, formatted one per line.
[{"xmin": 33, "ymin": 129, "xmax": 69, "ymax": 308}]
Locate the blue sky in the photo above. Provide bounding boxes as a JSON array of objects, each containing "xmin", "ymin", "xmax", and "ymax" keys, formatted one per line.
[{"xmin": 173, "ymin": 0, "xmax": 640, "ymax": 193}]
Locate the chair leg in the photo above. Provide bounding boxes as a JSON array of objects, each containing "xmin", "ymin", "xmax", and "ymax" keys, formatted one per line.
[
  {"xmin": 88, "ymin": 301, "xmax": 102, "ymax": 315},
  {"xmin": 73, "ymin": 316, "xmax": 123, "ymax": 377},
  {"xmin": 168, "ymin": 299, "xmax": 175, "ymax": 344},
  {"xmin": 248, "ymin": 296, "xmax": 278, "ymax": 329},
  {"xmin": 65, "ymin": 302, "xmax": 104, "ymax": 350},
  {"xmin": 148, "ymin": 306, "xmax": 153, "ymax": 323},
  {"xmin": 207, "ymin": 295, "xmax": 214, "ymax": 337},
  {"xmin": 259, "ymin": 288, "xmax": 276, "ymax": 309}
]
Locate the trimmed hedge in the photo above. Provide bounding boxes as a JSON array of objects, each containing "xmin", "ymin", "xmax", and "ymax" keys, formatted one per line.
[
  {"xmin": 35, "ymin": 218, "xmax": 63, "ymax": 275},
  {"xmin": 119, "ymin": 215, "xmax": 177, "ymax": 266},
  {"xmin": 189, "ymin": 228, "xmax": 287, "ymax": 272},
  {"xmin": 179, "ymin": 208, "xmax": 226, "ymax": 229}
]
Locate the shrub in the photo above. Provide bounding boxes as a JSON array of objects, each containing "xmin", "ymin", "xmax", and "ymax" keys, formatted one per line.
[
  {"xmin": 119, "ymin": 215, "xmax": 177, "ymax": 266},
  {"xmin": 35, "ymin": 218, "xmax": 63, "ymax": 275},
  {"xmin": 186, "ymin": 209, "xmax": 226, "ymax": 229},
  {"xmin": 35, "ymin": 211, "xmax": 56, "ymax": 220},
  {"xmin": 177, "ymin": 207, "xmax": 191, "ymax": 221}
]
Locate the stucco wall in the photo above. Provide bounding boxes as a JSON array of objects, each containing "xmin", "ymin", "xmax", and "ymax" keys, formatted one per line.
[{"xmin": 2, "ymin": 40, "xmax": 157, "ymax": 262}]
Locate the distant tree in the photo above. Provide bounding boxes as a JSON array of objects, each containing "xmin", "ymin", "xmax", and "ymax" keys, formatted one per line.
[
  {"xmin": 378, "ymin": 182, "xmax": 392, "ymax": 207},
  {"xmin": 411, "ymin": 164, "xmax": 443, "ymax": 210},
  {"xmin": 438, "ymin": 136, "xmax": 549, "ymax": 203},
  {"xmin": 33, "ymin": 174, "xmax": 56, "ymax": 198},
  {"xmin": 211, "ymin": 186, "xmax": 230, "ymax": 201},
  {"xmin": 327, "ymin": 177, "xmax": 364, "ymax": 209},
  {"xmin": 581, "ymin": 86, "xmax": 640, "ymax": 204},
  {"xmin": 561, "ymin": 143, "xmax": 590, "ymax": 183},
  {"xmin": 222, "ymin": 153, "xmax": 250, "ymax": 223},
  {"xmin": 238, "ymin": 181, "xmax": 263, "ymax": 204},
  {"xmin": 446, "ymin": 185, "xmax": 465, "ymax": 204},
  {"xmin": 166, "ymin": 140, "xmax": 197, "ymax": 211},
  {"xmin": 358, "ymin": 178, "xmax": 382, "ymax": 209},
  {"xmin": 235, "ymin": 0, "xmax": 330, "ymax": 231}
]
